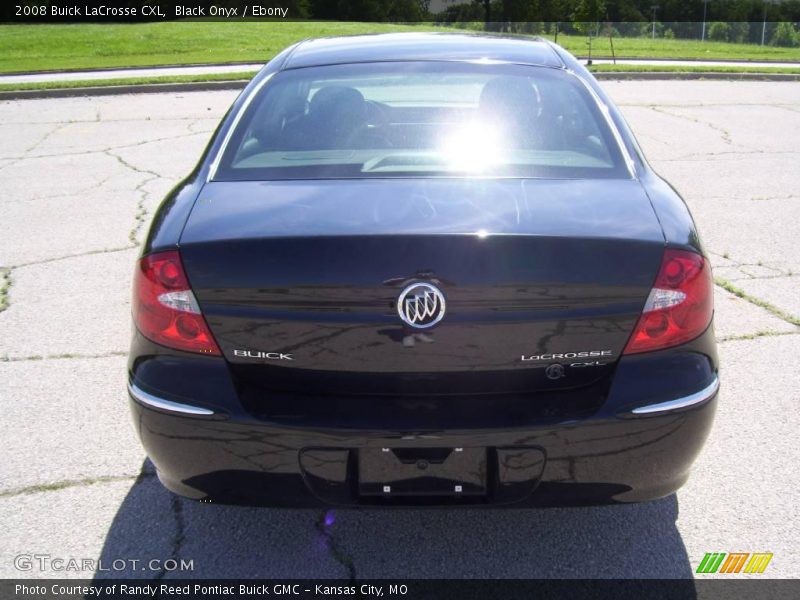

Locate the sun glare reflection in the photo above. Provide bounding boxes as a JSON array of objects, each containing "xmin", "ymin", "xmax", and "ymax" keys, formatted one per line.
[{"xmin": 438, "ymin": 122, "xmax": 506, "ymax": 173}]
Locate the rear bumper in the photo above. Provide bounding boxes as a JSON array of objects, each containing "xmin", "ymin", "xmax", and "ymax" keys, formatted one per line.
[{"xmin": 127, "ymin": 364, "xmax": 719, "ymax": 507}]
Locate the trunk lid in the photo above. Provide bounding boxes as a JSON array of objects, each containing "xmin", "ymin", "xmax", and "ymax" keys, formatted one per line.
[{"xmin": 180, "ymin": 178, "xmax": 664, "ymax": 396}]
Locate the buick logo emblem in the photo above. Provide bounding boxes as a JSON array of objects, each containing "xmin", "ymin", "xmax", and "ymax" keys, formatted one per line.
[
  {"xmin": 545, "ymin": 363, "xmax": 565, "ymax": 380},
  {"xmin": 397, "ymin": 283, "xmax": 446, "ymax": 329}
]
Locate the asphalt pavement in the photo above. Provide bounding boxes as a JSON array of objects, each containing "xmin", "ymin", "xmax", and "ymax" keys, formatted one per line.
[
  {"xmin": 0, "ymin": 63, "xmax": 264, "ymax": 85},
  {"xmin": 1, "ymin": 57, "xmax": 798, "ymax": 86},
  {"xmin": 0, "ymin": 81, "xmax": 798, "ymax": 579}
]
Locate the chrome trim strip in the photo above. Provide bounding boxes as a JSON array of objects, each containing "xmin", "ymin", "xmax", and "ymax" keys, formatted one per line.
[
  {"xmin": 631, "ymin": 376, "xmax": 720, "ymax": 415},
  {"xmin": 207, "ymin": 72, "xmax": 274, "ymax": 182},
  {"xmin": 128, "ymin": 382, "xmax": 215, "ymax": 416}
]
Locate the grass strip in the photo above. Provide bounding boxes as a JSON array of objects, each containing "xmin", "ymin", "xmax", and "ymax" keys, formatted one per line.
[
  {"xmin": 0, "ymin": 71, "xmax": 258, "ymax": 92},
  {"xmin": 3, "ymin": 63, "xmax": 798, "ymax": 93},
  {"xmin": 0, "ymin": 22, "xmax": 798, "ymax": 74},
  {"xmin": 589, "ymin": 64, "xmax": 800, "ymax": 74},
  {"xmin": 715, "ymin": 277, "xmax": 800, "ymax": 327}
]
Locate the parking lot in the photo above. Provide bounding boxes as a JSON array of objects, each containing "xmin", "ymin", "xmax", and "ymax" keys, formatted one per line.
[{"xmin": 1, "ymin": 80, "xmax": 798, "ymax": 579}]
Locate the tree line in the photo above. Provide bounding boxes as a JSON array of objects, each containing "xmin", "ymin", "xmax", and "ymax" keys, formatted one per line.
[
  {"xmin": 430, "ymin": 1, "xmax": 800, "ymax": 45},
  {"xmin": 9, "ymin": 0, "xmax": 800, "ymax": 22},
  {"xmin": 302, "ymin": 0, "xmax": 800, "ymax": 24},
  {"xmin": 5, "ymin": 0, "xmax": 800, "ymax": 46}
]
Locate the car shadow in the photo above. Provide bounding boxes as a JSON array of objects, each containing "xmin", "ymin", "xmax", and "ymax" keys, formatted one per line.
[{"xmin": 93, "ymin": 461, "xmax": 696, "ymax": 583}]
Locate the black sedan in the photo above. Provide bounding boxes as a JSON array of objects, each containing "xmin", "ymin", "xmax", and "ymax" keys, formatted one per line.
[{"xmin": 128, "ymin": 33, "xmax": 718, "ymax": 507}]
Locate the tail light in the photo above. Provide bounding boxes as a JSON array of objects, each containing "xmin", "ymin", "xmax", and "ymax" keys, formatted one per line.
[
  {"xmin": 623, "ymin": 249, "xmax": 713, "ymax": 355},
  {"xmin": 133, "ymin": 250, "xmax": 221, "ymax": 355}
]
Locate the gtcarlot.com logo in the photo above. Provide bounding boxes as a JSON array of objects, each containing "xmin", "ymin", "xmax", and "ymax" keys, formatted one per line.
[
  {"xmin": 14, "ymin": 554, "xmax": 194, "ymax": 573},
  {"xmin": 696, "ymin": 552, "xmax": 773, "ymax": 574}
]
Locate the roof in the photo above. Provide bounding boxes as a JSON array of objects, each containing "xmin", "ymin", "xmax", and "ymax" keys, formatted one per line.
[{"xmin": 282, "ymin": 33, "xmax": 565, "ymax": 70}]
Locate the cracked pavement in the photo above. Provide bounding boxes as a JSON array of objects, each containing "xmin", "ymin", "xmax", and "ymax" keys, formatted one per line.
[{"xmin": 0, "ymin": 81, "xmax": 799, "ymax": 579}]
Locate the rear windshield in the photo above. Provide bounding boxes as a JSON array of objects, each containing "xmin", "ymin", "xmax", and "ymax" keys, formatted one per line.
[{"xmin": 215, "ymin": 62, "xmax": 630, "ymax": 181}]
